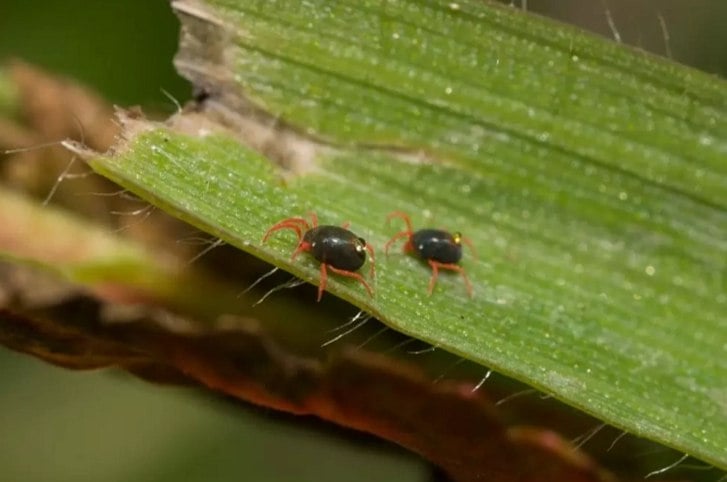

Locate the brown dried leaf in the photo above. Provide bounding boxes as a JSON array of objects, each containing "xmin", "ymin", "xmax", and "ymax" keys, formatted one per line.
[{"xmin": 0, "ymin": 263, "xmax": 621, "ymax": 482}]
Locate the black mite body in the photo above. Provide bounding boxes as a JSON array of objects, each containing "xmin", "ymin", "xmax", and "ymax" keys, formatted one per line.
[
  {"xmin": 305, "ymin": 225, "xmax": 367, "ymax": 271},
  {"xmin": 262, "ymin": 213, "xmax": 374, "ymax": 301},
  {"xmin": 385, "ymin": 211, "xmax": 473, "ymax": 297},
  {"xmin": 411, "ymin": 229, "xmax": 463, "ymax": 265}
]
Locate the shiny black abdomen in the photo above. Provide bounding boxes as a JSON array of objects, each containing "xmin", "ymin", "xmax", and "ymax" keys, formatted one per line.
[
  {"xmin": 304, "ymin": 225, "xmax": 366, "ymax": 271},
  {"xmin": 411, "ymin": 229, "xmax": 462, "ymax": 264}
]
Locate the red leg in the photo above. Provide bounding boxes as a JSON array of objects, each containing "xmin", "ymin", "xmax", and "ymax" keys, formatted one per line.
[
  {"xmin": 385, "ymin": 211, "xmax": 415, "ymax": 256},
  {"xmin": 386, "ymin": 211, "xmax": 413, "ymax": 233},
  {"xmin": 307, "ymin": 211, "xmax": 319, "ymax": 227},
  {"xmin": 317, "ymin": 263, "xmax": 328, "ymax": 301},
  {"xmin": 340, "ymin": 221, "xmax": 351, "ymax": 230},
  {"xmin": 403, "ymin": 239, "xmax": 415, "ymax": 254},
  {"xmin": 262, "ymin": 217, "xmax": 310, "ymax": 243},
  {"xmin": 384, "ymin": 230, "xmax": 412, "ymax": 255},
  {"xmin": 291, "ymin": 241, "xmax": 312, "ymax": 261},
  {"xmin": 364, "ymin": 243, "xmax": 376, "ymax": 281},
  {"xmin": 427, "ymin": 260, "xmax": 473, "ymax": 297},
  {"xmin": 327, "ymin": 265, "xmax": 375, "ymax": 298}
]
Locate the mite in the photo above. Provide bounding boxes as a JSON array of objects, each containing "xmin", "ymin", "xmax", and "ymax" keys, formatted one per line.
[
  {"xmin": 262, "ymin": 212, "xmax": 375, "ymax": 301},
  {"xmin": 384, "ymin": 211, "xmax": 474, "ymax": 297}
]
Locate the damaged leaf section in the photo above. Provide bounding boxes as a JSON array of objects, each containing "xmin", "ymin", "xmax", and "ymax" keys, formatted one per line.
[{"xmin": 172, "ymin": 0, "xmax": 328, "ymax": 176}]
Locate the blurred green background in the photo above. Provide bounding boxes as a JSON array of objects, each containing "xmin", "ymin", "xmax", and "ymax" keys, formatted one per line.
[{"xmin": 0, "ymin": 1, "xmax": 725, "ymax": 481}]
